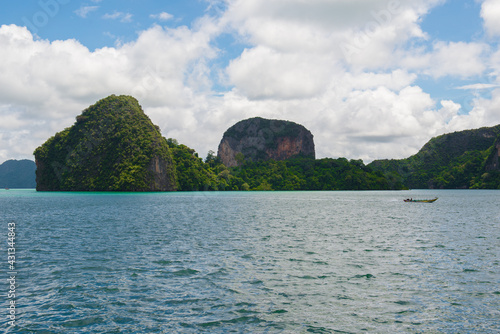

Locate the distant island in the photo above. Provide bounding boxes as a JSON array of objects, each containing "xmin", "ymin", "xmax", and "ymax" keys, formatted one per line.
[
  {"xmin": 0, "ymin": 159, "xmax": 36, "ymax": 188},
  {"xmin": 2, "ymin": 94, "xmax": 497, "ymax": 191}
]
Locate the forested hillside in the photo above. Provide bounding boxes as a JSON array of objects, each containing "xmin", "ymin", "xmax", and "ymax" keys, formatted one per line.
[
  {"xmin": 168, "ymin": 139, "xmax": 400, "ymax": 191},
  {"xmin": 34, "ymin": 95, "xmax": 177, "ymax": 191},
  {"xmin": 369, "ymin": 125, "xmax": 500, "ymax": 189}
]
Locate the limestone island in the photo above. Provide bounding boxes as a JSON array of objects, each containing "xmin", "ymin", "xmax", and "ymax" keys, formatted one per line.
[
  {"xmin": 218, "ymin": 117, "xmax": 315, "ymax": 167},
  {"xmin": 34, "ymin": 95, "xmax": 177, "ymax": 191}
]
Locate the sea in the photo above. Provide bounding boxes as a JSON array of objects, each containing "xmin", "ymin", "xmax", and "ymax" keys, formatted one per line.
[{"xmin": 0, "ymin": 189, "xmax": 499, "ymax": 333}]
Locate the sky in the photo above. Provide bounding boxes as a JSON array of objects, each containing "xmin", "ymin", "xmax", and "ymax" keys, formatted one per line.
[{"xmin": 1, "ymin": 0, "xmax": 500, "ymax": 164}]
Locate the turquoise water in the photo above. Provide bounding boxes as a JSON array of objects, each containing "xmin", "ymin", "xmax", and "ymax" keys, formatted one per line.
[{"xmin": 1, "ymin": 189, "xmax": 499, "ymax": 333}]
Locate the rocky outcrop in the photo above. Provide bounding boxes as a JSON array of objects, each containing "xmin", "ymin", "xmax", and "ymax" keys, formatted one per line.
[
  {"xmin": 34, "ymin": 95, "xmax": 177, "ymax": 191},
  {"xmin": 217, "ymin": 117, "xmax": 315, "ymax": 167}
]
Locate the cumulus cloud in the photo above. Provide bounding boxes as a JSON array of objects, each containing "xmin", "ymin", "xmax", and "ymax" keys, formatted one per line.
[
  {"xmin": 481, "ymin": 0, "xmax": 500, "ymax": 37},
  {"xmin": 221, "ymin": 0, "xmax": 439, "ymax": 95},
  {"xmin": 426, "ymin": 42, "xmax": 487, "ymax": 78},
  {"xmin": 399, "ymin": 41, "xmax": 488, "ymax": 80},
  {"xmin": 226, "ymin": 46, "xmax": 336, "ymax": 100},
  {"xmin": 451, "ymin": 88, "xmax": 500, "ymax": 128},
  {"xmin": 223, "ymin": 0, "xmax": 438, "ymax": 66}
]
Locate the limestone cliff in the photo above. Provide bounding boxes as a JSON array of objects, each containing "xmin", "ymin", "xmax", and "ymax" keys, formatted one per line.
[
  {"xmin": 217, "ymin": 117, "xmax": 315, "ymax": 167},
  {"xmin": 34, "ymin": 95, "xmax": 177, "ymax": 191}
]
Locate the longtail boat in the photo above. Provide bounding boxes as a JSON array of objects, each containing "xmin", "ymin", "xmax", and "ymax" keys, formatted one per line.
[{"xmin": 404, "ymin": 198, "xmax": 438, "ymax": 203}]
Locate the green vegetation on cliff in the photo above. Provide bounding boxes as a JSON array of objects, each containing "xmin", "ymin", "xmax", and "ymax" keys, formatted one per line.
[
  {"xmin": 166, "ymin": 139, "xmax": 228, "ymax": 191},
  {"xmin": 168, "ymin": 145, "xmax": 398, "ymax": 191},
  {"xmin": 34, "ymin": 95, "xmax": 177, "ymax": 191},
  {"xmin": 230, "ymin": 156, "xmax": 395, "ymax": 190},
  {"xmin": 369, "ymin": 125, "xmax": 500, "ymax": 189},
  {"xmin": 223, "ymin": 117, "xmax": 304, "ymax": 143}
]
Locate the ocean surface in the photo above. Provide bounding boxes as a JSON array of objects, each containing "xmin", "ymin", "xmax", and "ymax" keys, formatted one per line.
[{"xmin": 1, "ymin": 189, "xmax": 499, "ymax": 333}]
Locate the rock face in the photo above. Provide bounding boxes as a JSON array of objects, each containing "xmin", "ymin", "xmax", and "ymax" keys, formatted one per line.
[
  {"xmin": 34, "ymin": 95, "xmax": 177, "ymax": 191},
  {"xmin": 217, "ymin": 117, "xmax": 315, "ymax": 167}
]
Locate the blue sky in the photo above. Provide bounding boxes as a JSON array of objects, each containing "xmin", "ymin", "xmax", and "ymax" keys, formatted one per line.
[
  {"xmin": 1, "ymin": 0, "xmax": 500, "ymax": 163},
  {"xmin": 421, "ymin": 0, "xmax": 484, "ymax": 42},
  {"xmin": 0, "ymin": 0, "xmax": 215, "ymax": 49},
  {"xmin": 417, "ymin": 0, "xmax": 493, "ymax": 108}
]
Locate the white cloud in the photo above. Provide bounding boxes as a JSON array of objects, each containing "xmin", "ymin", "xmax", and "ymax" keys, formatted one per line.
[
  {"xmin": 488, "ymin": 46, "xmax": 500, "ymax": 78},
  {"xmin": 455, "ymin": 83, "xmax": 499, "ymax": 90},
  {"xmin": 449, "ymin": 88, "xmax": 500, "ymax": 129},
  {"xmin": 103, "ymin": 11, "xmax": 133, "ymax": 23},
  {"xmin": 221, "ymin": 0, "xmax": 445, "ymax": 98},
  {"xmin": 75, "ymin": 6, "xmax": 99, "ymax": 18},
  {"xmin": 226, "ymin": 46, "xmax": 336, "ymax": 100},
  {"xmin": 222, "ymin": 0, "xmax": 439, "ymax": 67},
  {"xmin": 481, "ymin": 0, "xmax": 500, "ymax": 37},
  {"xmin": 150, "ymin": 12, "xmax": 174, "ymax": 21},
  {"xmin": 428, "ymin": 41, "xmax": 487, "ymax": 78},
  {"xmin": 342, "ymin": 70, "xmax": 417, "ymax": 91}
]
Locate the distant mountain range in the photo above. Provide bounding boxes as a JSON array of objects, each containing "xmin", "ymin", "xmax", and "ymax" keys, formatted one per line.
[{"xmin": 0, "ymin": 159, "xmax": 36, "ymax": 188}]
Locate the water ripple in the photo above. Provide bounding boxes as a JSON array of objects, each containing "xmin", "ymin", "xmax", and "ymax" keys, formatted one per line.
[{"xmin": 1, "ymin": 190, "xmax": 499, "ymax": 333}]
